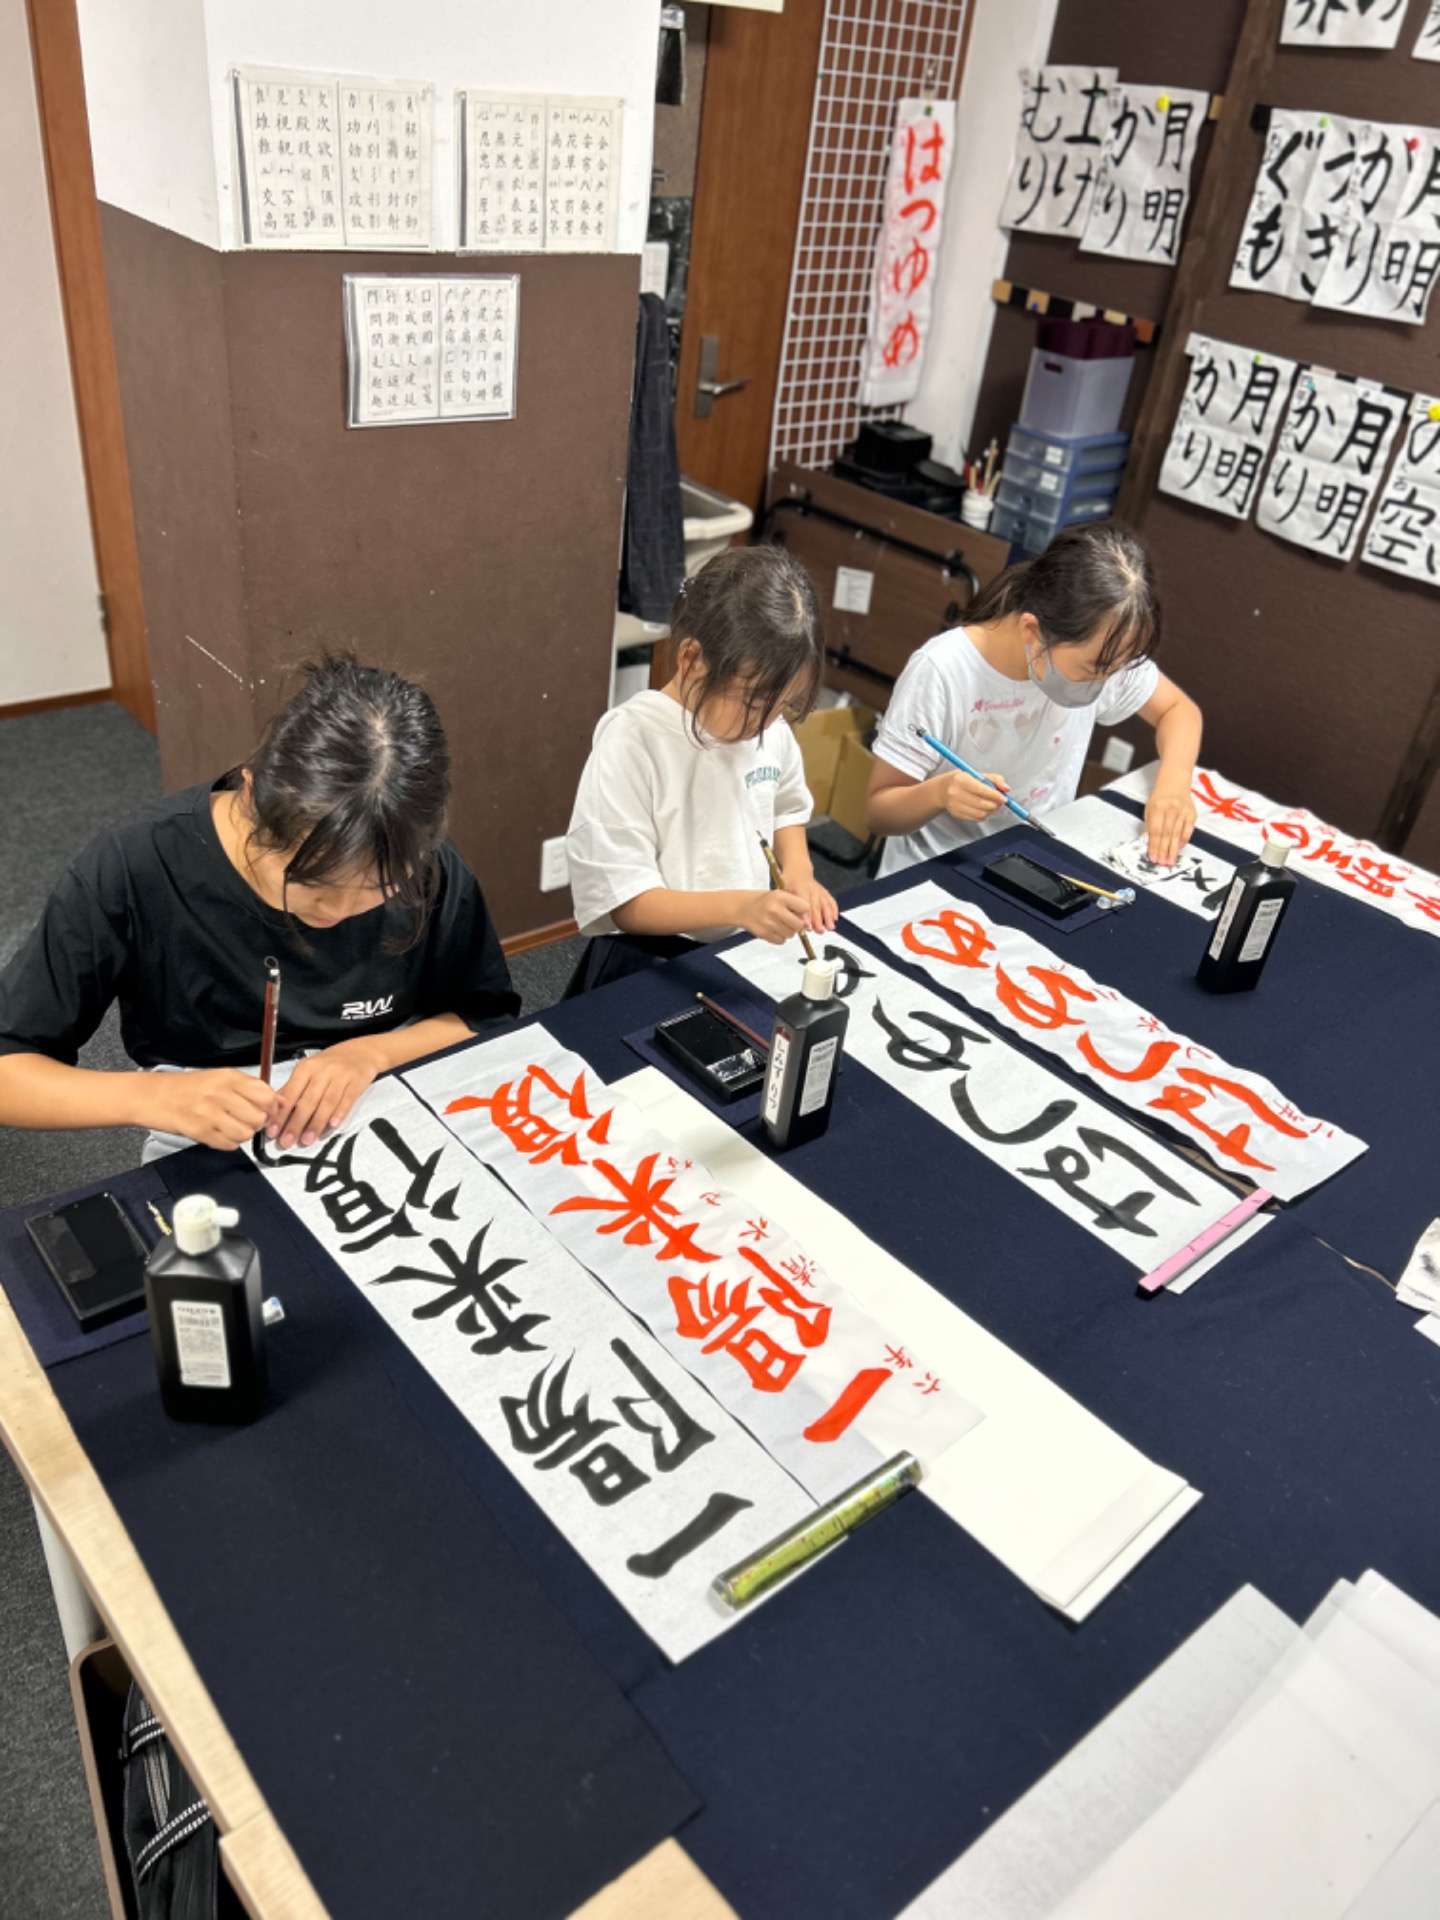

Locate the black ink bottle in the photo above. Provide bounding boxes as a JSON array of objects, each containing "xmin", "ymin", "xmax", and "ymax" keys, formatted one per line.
[
  {"xmin": 1197, "ymin": 836, "xmax": 1296, "ymax": 994},
  {"xmin": 762, "ymin": 957, "xmax": 849, "ymax": 1150},
  {"xmin": 145, "ymin": 1194, "xmax": 266, "ymax": 1423}
]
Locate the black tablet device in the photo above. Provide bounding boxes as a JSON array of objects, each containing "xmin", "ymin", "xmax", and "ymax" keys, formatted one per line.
[{"xmin": 25, "ymin": 1191, "xmax": 149, "ymax": 1331}]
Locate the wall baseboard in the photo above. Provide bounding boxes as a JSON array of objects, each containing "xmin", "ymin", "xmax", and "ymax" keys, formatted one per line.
[
  {"xmin": 501, "ymin": 917, "xmax": 578, "ymax": 958},
  {"xmin": 0, "ymin": 685, "xmax": 112, "ymax": 721}
]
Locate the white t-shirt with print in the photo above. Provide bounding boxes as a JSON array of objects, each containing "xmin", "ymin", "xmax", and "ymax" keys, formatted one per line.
[
  {"xmin": 872, "ymin": 626, "xmax": 1158, "ymax": 876},
  {"xmin": 567, "ymin": 690, "xmax": 813, "ymax": 940}
]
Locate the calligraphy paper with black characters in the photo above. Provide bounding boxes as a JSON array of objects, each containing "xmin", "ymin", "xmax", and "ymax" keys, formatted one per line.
[
  {"xmin": 1362, "ymin": 392, "xmax": 1440, "ymax": 588},
  {"xmin": 859, "ymin": 100, "xmax": 955, "ymax": 408},
  {"xmin": 1046, "ymin": 795, "xmax": 1238, "ymax": 922},
  {"xmin": 457, "ymin": 94, "xmax": 547, "ymax": 252},
  {"xmin": 247, "ymin": 1076, "xmax": 813, "ymax": 1662},
  {"xmin": 1256, "ymin": 369, "xmax": 1406, "ymax": 562},
  {"xmin": 1419, "ymin": 2, "xmax": 1440, "ymax": 59},
  {"xmin": 231, "ymin": 68, "xmax": 433, "ymax": 250},
  {"xmin": 543, "ymin": 98, "xmax": 622, "ymax": 253},
  {"xmin": 999, "ymin": 67, "xmax": 1118, "ymax": 238},
  {"xmin": 1080, "ymin": 84, "xmax": 1209, "ymax": 266},
  {"xmin": 721, "ymin": 934, "xmax": 1231, "ymax": 1276},
  {"xmin": 1158, "ymin": 335, "xmax": 1297, "ymax": 521},
  {"xmin": 848, "ymin": 882, "xmax": 1366, "ymax": 1203},
  {"xmin": 1281, "ymin": 0, "xmax": 1409, "ymax": 47},
  {"xmin": 1107, "ymin": 762, "xmax": 1440, "ymax": 941},
  {"xmin": 1231, "ymin": 111, "xmax": 1362, "ymax": 303},
  {"xmin": 406, "ymin": 1031, "xmax": 981, "ymax": 1500},
  {"xmin": 344, "ymin": 274, "xmax": 518, "ymax": 427}
]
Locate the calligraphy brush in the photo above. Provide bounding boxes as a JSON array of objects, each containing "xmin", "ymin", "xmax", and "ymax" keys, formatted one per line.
[
  {"xmin": 913, "ymin": 727, "xmax": 1058, "ymax": 838},
  {"xmin": 259, "ymin": 955, "xmax": 282, "ymax": 1085},
  {"xmin": 757, "ymin": 832, "xmax": 818, "ymax": 962},
  {"xmin": 696, "ymin": 992, "xmax": 771, "ymax": 1055},
  {"xmin": 1049, "ymin": 870, "xmax": 1136, "ymax": 905}
]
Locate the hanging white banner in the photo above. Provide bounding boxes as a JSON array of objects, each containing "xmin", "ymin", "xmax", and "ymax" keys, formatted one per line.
[{"xmin": 859, "ymin": 98, "xmax": 956, "ymax": 407}]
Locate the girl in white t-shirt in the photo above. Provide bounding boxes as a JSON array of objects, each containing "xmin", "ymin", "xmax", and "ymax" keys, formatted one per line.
[
  {"xmin": 566, "ymin": 545, "xmax": 838, "ymax": 992},
  {"xmin": 866, "ymin": 523, "xmax": 1202, "ymax": 876}
]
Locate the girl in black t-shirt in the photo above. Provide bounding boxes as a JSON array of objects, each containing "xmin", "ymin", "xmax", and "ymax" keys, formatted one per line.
[{"xmin": 0, "ymin": 657, "xmax": 518, "ymax": 1157}]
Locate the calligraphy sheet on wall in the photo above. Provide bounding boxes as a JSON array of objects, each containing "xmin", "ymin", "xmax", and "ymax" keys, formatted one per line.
[
  {"xmin": 406, "ymin": 1031, "xmax": 982, "ymax": 1501},
  {"xmin": 999, "ymin": 67, "xmax": 1118, "ymax": 238},
  {"xmin": 543, "ymin": 98, "xmax": 622, "ymax": 252},
  {"xmin": 1046, "ymin": 794, "xmax": 1238, "ymax": 921},
  {"xmin": 846, "ymin": 881, "xmax": 1366, "ymax": 1201},
  {"xmin": 623, "ymin": 1065, "xmax": 1201, "ymax": 1624},
  {"xmin": 232, "ymin": 68, "xmax": 433, "ymax": 249},
  {"xmin": 248, "ymin": 1077, "xmax": 813, "ymax": 1662},
  {"xmin": 1419, "ymin": 2, "xmax": 1440, "ymax": 58},
  {"xmin": 1256, "ymin": 369, "xmax": 1406, "ymax": 561},
  {"xmin": 1107, "ymin": 761, "xmax": 1440, "ymax": 940},
  {"xmin": 458, "ymin": 94, "xmax": 547, "ymax": 252},
  {"xmin": 1282, "ymin": 0, "xmax": 1409, "ymax": 46},
  {"xmin": 1361, "ymin": 391, "xmax": 1440, "ymax": 587},
  {"xmin": 1231, "ymin": 109, "xmax": 1440, "ymax": 324},
  {"xmin": 344, "ymin": 274, "xmax": 518, "ymax": 427},
  {"xmin": 859, "ymin": 100, "xmax": 955, "ymax": 407},
  {"xmin": 1158, "ymin": 335, "xmax": 1297, "ymax": 521},
  {"xmin": 720, "ymin": 933, "xmax": 1234, "ymax": 1274},
  {"xmin": 1079, "ymin": 84, "xmax": 1209, "ymax": 266}
]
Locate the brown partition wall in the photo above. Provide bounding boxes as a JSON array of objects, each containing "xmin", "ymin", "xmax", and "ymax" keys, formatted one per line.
[{"xmin": 100, "ymin": 205, "xmax": 638, "ymax": 936}]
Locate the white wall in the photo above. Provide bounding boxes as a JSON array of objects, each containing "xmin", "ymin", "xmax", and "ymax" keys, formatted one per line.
[
  {"xmin": 79, "ymin": 0, "xmax": 661, "ymax": 253},
  {"xmin": 0, "ymin": 0, "xmax": 107, "ymax": 705},
  {"xmin": 905, "ymin": 0, "xmax": 1058, "ymax": 468}
]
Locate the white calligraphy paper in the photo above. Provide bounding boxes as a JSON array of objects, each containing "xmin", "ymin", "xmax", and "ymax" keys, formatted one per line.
[
  {"xmin": 459, "ymin": 94, "xmax": 547, "ymax": 252},
  {"xmin": 1107, "ymin": 760, "xmax": 1440, "ymax": 939},
  {"xmin": 1362, "ymin": 391, "xmax": 1440, "ymax": 587},
  {"xmin": 248, "ymin": 1077, "xmax": 813, "ymax": 1662},
  {"xmin": 1158, "ymin": 334, "xmax": 1296, "ymax": 520},
  {"xmin": 846, "ymin": 880, "xmax": 1366, "ymax": 1202},
  {"xmin": 344, "ymin": 274, "xmax": 518, "ymax": 427},
  {"xmin": 544, "ymin": 98, "xmax": 622, "ymax": 252},
  {"xmin": 859, "ymin": 100, "xmax": 955, "ymax": 407},
  {"xmin": 1256, "ymin": 368, "xmax": 1406, "ymax": 561},
  {"xmin": 232, "ymin": 68, "xmax": 432, "ymax": 250},
  {"xmin": 407, "ymin": 1030, "xmax": 981, "ymax": 1502},
  {"xmin": 1080, "ymin": 84, "xmax": 1209, "ymax": 266},
  {"xmin": 722, "ymin": 932, "xmax": 1232, "ymax": 1273},
  {"xmin": 622, "ymin": 1066, "xmax": 1201, "ymax": 1623},
  {"xmin": 1396, "ymin": 1219, "xmax": 1440, "ymax": 1314},
  {"xmin": 1046, "ymin": 794, "xmax": 1239, "ymax": 921},
  {"xmin": 1282, "ymin": 0, "xmax": 1408, "ymax": 45},
  {"xmin": 999, "ymin": 67, "xmax": 1118, "ymax": 237},
  {"xmin": 1418, "ymin": 1, "xmax": 1440, "ymax": 58}
]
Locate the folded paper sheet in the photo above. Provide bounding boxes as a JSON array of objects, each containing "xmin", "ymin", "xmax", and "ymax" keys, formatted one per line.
[
  {"xmin": 1108, "ymin": 759, "xmax": 1440, "ymax": 940},
  {"xmin": 1045, "ymin": 793, "xmax": 1237, "ymax": 920},
  {"xmin": 406, "ymin": 1030, "xmax": 982, "ymax": 1503},
  {"xmin": 248, "ymin": 1077, "xmax": 814, "ymax": 1662},
  {"xmin": 724, "ymin": 930, "xmax": 1242, "ymax": 1271},
  {"xmin": 619, "ymin": 1067, "xmax": 1201, "ymax": 1621},
  {"xmin": 846, "ymin": 880, "xmax": 1365, "ymax": 1201}
]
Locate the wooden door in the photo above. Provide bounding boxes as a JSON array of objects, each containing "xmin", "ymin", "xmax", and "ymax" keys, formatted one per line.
[{"xmin": 674, "ymin": 0, "xmax": 825, "ymax": 518}]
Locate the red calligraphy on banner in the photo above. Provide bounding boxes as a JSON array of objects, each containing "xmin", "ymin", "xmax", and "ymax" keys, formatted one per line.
[
  {"xmin": 554, "ymin": 1152, "xmax": 718, "ymax": 1265},
  {"xmin": 447, "ymin": 1063, "xmax": 612, "ymax": 1167},
  {"xmin": 863, "ymin": 102, "xmax": 954, "ymax": 404}
]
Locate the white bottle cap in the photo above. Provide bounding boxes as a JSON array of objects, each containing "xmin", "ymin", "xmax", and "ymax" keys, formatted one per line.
[
  {"xmin": 172, "ymin": 1194, "xmax": 240, "ymax": 1256},
  {"xmin": 802, "ymin": 957, "xmax": 838, "ymax": 1000},
  {"xmin": 1260, "ymin": 837, "xmax": 1291, "ymax": 869}
]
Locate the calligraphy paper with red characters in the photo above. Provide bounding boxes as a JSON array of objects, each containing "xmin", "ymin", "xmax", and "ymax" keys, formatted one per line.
[
  {"xmin": 722, "ymin": 933, "xmax": 1232, "ymax": 1274},
  {"xmin": 846, "ymin": 881, "xmax": 1365, "ymax": 1202},
  {"xmin": 405, "ymin": 1029, "xmax": 982, "ymax": 1502},
  {"xmin": 1105, "ymin": 761, "xmax": 1440, "ymax": 941},
  {"xmin": 859, "ymin": 99, "xmax": 955, "ymax": 408},
  {"xmin": 248, "ymin": 1075, "xmax": 815, "ymax": 1662}
]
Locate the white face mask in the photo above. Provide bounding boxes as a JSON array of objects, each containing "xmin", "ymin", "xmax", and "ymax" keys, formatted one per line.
[{"xmin": 1026, "ymin": 640, "xmax": 1107, "ymax": 709}]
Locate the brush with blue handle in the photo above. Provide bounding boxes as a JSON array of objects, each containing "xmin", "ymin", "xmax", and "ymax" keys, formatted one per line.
[{"xmin": 913, "ymin": 726, "xmax": 1059, "ymax": 839}]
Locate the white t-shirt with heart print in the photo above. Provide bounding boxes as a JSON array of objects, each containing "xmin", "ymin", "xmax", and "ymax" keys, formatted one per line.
[{"xmin": 872, "ymin": 625, "xmax": 1157, "ymax": 876}]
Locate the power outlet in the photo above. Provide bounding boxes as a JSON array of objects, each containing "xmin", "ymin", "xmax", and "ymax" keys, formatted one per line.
[
  {"xmin": 1101, "ymin": 736, "xmax": 1135, "ymax": 775},
  {"xmin": 539, "ymin": 836, "xmax": 569, "ymax": 892}
]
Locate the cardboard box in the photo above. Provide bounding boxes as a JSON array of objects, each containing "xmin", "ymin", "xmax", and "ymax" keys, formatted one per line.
[
  {"xmin": 794, "ymin": 703, "xmax": 878, "ymax": 842},
  {"xmin": 829, "ymin": 733, "xmax": 877, "ymax": 842}
]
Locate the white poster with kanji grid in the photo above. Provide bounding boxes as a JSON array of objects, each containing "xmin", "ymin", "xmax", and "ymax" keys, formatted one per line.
[
  {"xmin": 407, "ymin": 1031, "xmax": 982, "ymax": 1501},
  {"xmin": 249, "ymin": 1076, "xmax": 814, "ymax": 1662},
  {"xmin": 859, "ymin": 99, "xmax": 955, "ymax": 407},
  {"xmin": 1158, "ymin": 335, "xmax": 1297, "ymax": 521},
  {"xmin": 1362, "ymin": 392, "xmax": 1440, "ymax": 587},
  {"xmin": 1080, "ymin": 83, "xmax": 1210, "ymax": 266},
  {"xmin": 1256, "ymin": 368, "xmax": 1406, "ymax": 561}
]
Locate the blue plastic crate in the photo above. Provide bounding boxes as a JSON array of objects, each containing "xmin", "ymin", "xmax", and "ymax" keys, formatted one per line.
[{"xmin": 1006, "ymin": 425, "xmax": 1129, "ymax": 479}]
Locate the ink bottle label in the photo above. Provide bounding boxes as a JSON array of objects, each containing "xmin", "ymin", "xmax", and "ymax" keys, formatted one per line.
[
  {"xmin": 1238, "ymin": 898, "xmax": 1284, "ymax": 963},
  {"xmin": 798, "ymin": 1037, "xmax": 840, "ymax": 1116},
  {"xmin": 763, "ymin": 1030, "xmax": 791, "ymax": 1126},
  {"xmin": 172, "ymin": 1300, "xmax": 231, "ymax": 1389},
  {"xmin": 1208, "ymin": 879, "xmax": 1245, "ymax": 960}
]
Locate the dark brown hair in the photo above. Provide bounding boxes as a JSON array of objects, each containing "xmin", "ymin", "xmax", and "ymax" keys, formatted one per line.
[
  {"xmin": 239, "ymin": 653, "xmax": 449, "ymax": 947},
  {"xmin": 669, "ymin": 543, "xmax": 824, "ymax": 741},
  {"xmin": 965, "ymin": 521, "xmax": 1161, "ymax": 676}
]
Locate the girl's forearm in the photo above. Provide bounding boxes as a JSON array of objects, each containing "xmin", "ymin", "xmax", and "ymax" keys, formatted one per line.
[
  {"xmin": 367, "ymin": 1014, "xmax": 473, "ymax": 1069},
  {"xmin": 0, "ymin": 1053, "xmax": 153, "ymax": 1132},
  {"xmin": 773, "ymin": 824, "xmax": 812, "ymax": 887},
  {"xmin": 1153, "ymin": 696, "xmax": 1203, "ymax": 788},
  {"xmin": 866, "ymin": 773, "xmax": 948, "ymax": 837},
  {"xmin": 612, "ymin": 887, "xmax": 758, "ymax": 937}
]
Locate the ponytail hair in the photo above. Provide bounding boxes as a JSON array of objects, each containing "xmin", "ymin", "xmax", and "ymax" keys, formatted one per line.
[
  {"xmin": 240, "ymin": 653, "xmax": 450, "ymax": 948},
  {"xmin": 966, "ymin": 521, "xmax": 1161, "ymax": 676}
]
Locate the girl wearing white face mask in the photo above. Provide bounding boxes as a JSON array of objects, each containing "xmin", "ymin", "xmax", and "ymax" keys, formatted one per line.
[{"xmin": 865, "ymin": 522, "xmax": 1202, "ymax": 876}]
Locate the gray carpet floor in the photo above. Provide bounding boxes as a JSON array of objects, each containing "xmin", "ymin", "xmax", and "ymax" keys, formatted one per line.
[{"xmin": 0, "ymin": 701, "xmax": 870, "ymax": 1916}]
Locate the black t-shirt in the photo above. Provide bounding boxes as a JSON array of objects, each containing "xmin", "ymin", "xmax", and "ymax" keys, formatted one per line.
[{"xmin": 0, "ymin": 778, "xmax": 520, "ymax": 1071}]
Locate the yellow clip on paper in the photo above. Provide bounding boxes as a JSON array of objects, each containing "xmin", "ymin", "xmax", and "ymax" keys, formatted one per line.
[
  {"xmin": 1158, "ymin": 93, "xmax": 1171, "ymax": 112},
  {"xmin": 1429, "ymin": 402, "xmax": 1440, "ymax": 423}
]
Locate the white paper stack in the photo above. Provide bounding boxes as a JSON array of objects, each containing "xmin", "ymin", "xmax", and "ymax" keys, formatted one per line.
[{"xmin": 903, "ymin": 1571, "xmax": 1440, "ymax": 1919}]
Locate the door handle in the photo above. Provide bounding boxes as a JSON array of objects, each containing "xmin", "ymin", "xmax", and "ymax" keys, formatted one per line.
[{"xmin": 694, "ymin": 334, "xmax": 752, "ymax": 418}]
